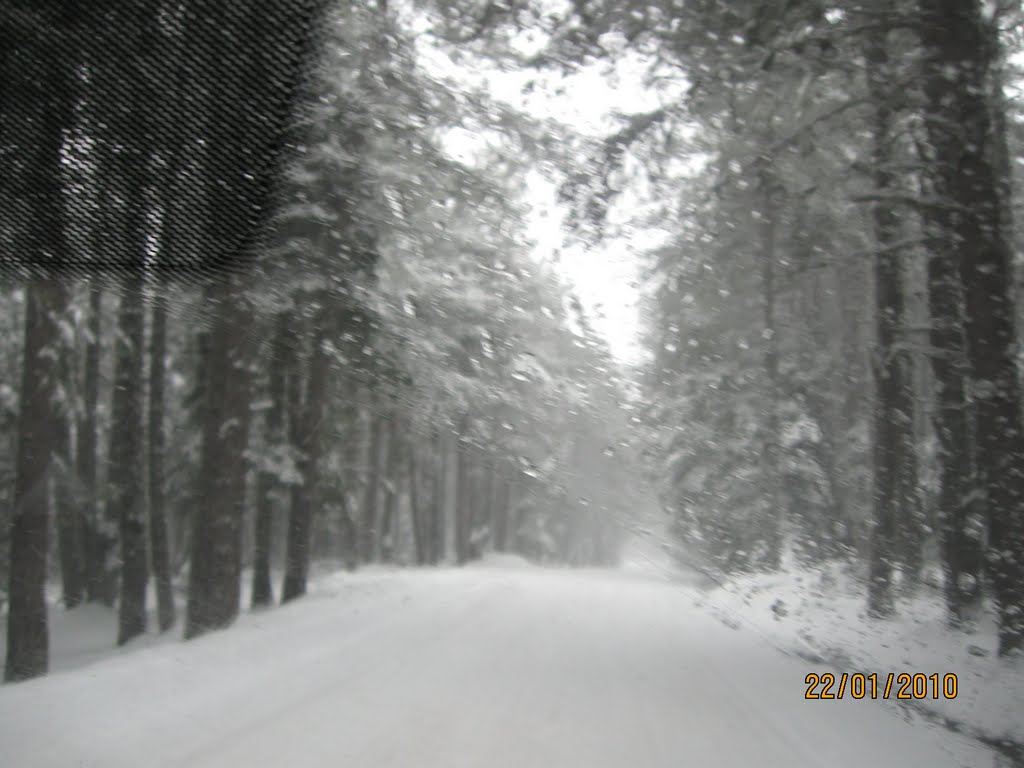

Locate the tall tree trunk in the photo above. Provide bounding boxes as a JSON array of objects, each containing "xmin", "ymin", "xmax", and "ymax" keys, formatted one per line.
[
  {"xmin": 865, "ymin": 25, "xmax": 918, "ymax": 617},
  {"xmin": 360, "ymin": 405, "xmax": 384, "ymax": 563},
  {"xmin": 431, "ymin": 427, "xmax": 447, "ymax": 564},
  {"xmin": 148, "ymin": 292, "xmax": 175, "ymax": 631},
  {"xmin": 378, "ymin": 412, "xmax": 401, "ymax": 564},
  {"xmin": 110, "ymin": 281, "xmax": 148, "ymax": 646},
  {"xmin": 337, "ymin": 394, "xmax": 360, "ymax": 571},
  {"xmin": 184, "ymin": 0, "xmax": 297, "ymax": 634},
  {"xmin": 55, "ymin": 415, "xmax": 84, "ymax": 609},
  {"xmin": 6, "ymin": 280, "xmax": 69, "ymax": 681},
  {"xmin": 454, "ymin": 424, "xmax": 471, "ymax": 566},
  {"xmin": 338, "ymin": 489, "xmax": 358, "ymax": 571},
  {"xmin": 407, "ymin": 441, "xmax": 428, "ymax": 565},
  {"xmin": 282, "ymin": 342, "xmax": 309, "ymax": 602},
  {"xmin": 253, "ymin": 313, "xmax": 288, "ymax": 607},
  {"xmin": 928, "ymin": 247, "xmax": 984, "ymax": 627},
  {"xmin": 913, "ymin": 126, "xmax": 985, "ymax": 627},
  {"xmin": 478, "ymin": 459, "xmax": 496, "ymax": 556},
  {"xmin": 221, "ymin": 309, "xmax": 254, "ymax": 621},
  {"xmin": 109, "ymin": 0, "xmax": 166, "ymax": 646},
  {"xmin": 53, "ymin": 416, "xmax": 83, "ymax": 607},
  {"xmin": 919, "ymin": 0, "xmax": 1024, "ymax": 654},
  {"xmin": 5, "ymin": 5, "xmax": 74, "ymax": 678},
  {"xmin": 78, "ymin": 284, "xmax": 105, "ymax": 603},
  {"xmin": 179, "ymin": 328, "xmax": 210, "ymax": 574},
  {"xmin": 465, "ymin": 460, "xmax": 480, "ymax": 560},
  {"xmin": 282, "ymin": 316, "xmax": 329, "ymax": 602},
  {"xmin": 986, "ymin": 31, "xmax": 1015, "ymax": 262},
  {"xmin": 493, "ymin": 471, "xmax": 510, "ymax": 553},
  {"xmin": 757, "ymin": 161, "xmax": 783, "ymax": 571},
  {"xmin": 85, "ymin": 145, "xmax": 122, "ymax": 611},
  {"xmin": 185, "ymin": 282, "xmax": 254, "ymax": 639}
]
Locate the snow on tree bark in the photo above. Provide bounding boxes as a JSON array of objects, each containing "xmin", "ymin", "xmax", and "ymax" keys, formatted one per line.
[
  {"xmin": 110, "ymin": 280, "xmax": 148, "ymax": 646},
  {"xmin": 283, "ymin": 311, "xmax": 329, "ymax": 602},
  {"xmin": 865, "ymin": 23, "xmax": 919, "ymax": 618},
  {"xmin": 913, "ymin": 116, "xmax": 985, "ymax": 626},
  {"xmin": 55, "ymin": 414, "xmax": 84, "ymax": 609},
  {"xmin": 757, "ymin": 160, "xmax": 783, "ymax": 571},
  {"xmin": 148, "ymin": 292, "xmax": 176, "ymax": 632},
  {"xmin": 252, "ymin": 312, "xmax": 289, "ymax": 607},
  {"xmin": 185, "ymin": 282, "xmax": 254, "ymax": 638},
  {"xmin": 919, "ymin": 0, "xmax": 1024, "ymax": 655},
  {"xmin": 78, "ymin": 284, "xmax": 105, "ymax": 604}
]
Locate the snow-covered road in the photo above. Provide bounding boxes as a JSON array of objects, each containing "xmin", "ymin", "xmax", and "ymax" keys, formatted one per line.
[{"xmin": 0, "ymin": 561, "xmax": 994, "ymax": 767}]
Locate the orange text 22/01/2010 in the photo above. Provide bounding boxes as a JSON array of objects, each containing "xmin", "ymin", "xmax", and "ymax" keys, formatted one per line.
[{"xmin": 804, "ymin": 672, "xmax": 958, "ymax": 700}]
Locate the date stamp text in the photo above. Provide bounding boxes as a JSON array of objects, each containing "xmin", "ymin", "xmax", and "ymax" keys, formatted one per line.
[{"xmin": 804, "ymin": 673, "xmax": 958, "ymax": 700}]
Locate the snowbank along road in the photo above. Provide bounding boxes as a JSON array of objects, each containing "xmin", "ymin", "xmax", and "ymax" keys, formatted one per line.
[{"xmin": 0, "ymin": 560, "xmax": 996, "ymax": 767}]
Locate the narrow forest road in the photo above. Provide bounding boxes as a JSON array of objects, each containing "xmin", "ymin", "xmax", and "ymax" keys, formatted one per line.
[{"xmin": 0, "ymin": 561, "xmax": 992, "ymax": 768}]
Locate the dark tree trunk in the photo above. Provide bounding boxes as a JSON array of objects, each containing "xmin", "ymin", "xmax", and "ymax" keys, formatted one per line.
[
  {"xmin": 5, "ymin": 280, "xmax": 69, "ymax": 682},
  {"xmin": 493, "ymin": 472, "xmax": 510, "ymax": 553},
  {"xmin": 407, "ymin": 441, "xmax": 428, "ymax": 565},
  {"xmin": 336, "ymin": 395, "xmax": 360, "ymax": 571},
  {"xmin": 514, "ymin": 486, "xmax": 527, "ymax": 555},
  {"xmin": 184, "ymin": 0, "xmax": 303, "ymax": 635},
  {"xmin": 360, "ymin": 406, "xmax": 384, "ymax": 563},
  {"xmin": 919, "ymin": 0, "xmax": 1024, "ymax": 654},
  {"xmin": 478, "ymin": 459, "xmax": 495, "ymax": 555},
  {"xmin": 5, "ymin": 6, "xmax": 75, "ymax": 678},
  {"xmin": 252, "ymin": 313, "xmax": 288, "ymax": 607},
  {"xmin": 282, "ymin": 349, "xmax": 309, "ymax": 602},
  {"xmin": 220, "ymin": 306, "xmax": 255, "ymax": 620},
  {"xmin": 179, "ymin": 328, "xmax": 210, "ymax": 574},
  {"xmin": 148, "ymin": 292, "xmax": 175, "ymax": 632},
  {"xmin": 185, "ymin": 282, "xmax": 254, "ymax": 639},
  {"xmin": 108, "ymin": 0, "xmax": 167, "ymax": 646},
  {"xmin": 986, "ymin": 36, "xmax": 1015, "ymax": 255},
  {"xmin": 511, "ymin": 484, "xmax": 530, "ymax": 557},
  {"xmin": 454, "ymin": 428, "xmax": 471, "ymax": 565},
  {"xmin": 865, "ymin": 26, "xmax": 918, "ymax": 618},
  {"xmin": 913, "ymin": 124, "xmax": 984, "ymax": 627},
  {"xmin": 757, "ymin": 162, "xmax": 783, "ymax": 571},
  {"xmin": 80, "ymin": 51, "xmax": 124, "ymax": 608},
  {"xmin": 335, "ymin": 371, "xmax": 362, "ymax": 571},
  {"xmin": 110, "ymin": 280, "xmax": 148, "ymax": 646},
  {"xmin": 465, "ymin": 462, "xmax": 480, "ymax": 560},
  {"xmin": 79, "ymin": 284, "xmax": 105, "ymax": 603},
  {"xmin": 55, "ymin": 415, "xmax": 84, "ymax": 609},
  {"xmin": 378, "ymin": 412, "xmax": 401, "ymax": 564},
  {"xmin": 431, "ymin": 427, "xmax": 447, "ymax": 564},
  {"xmin": 929, "ymin": 254, "xmax": 984, "ymax": 627},
  {"xmin": 338, "ymin": 488, "xmax": 358, "ymax": 571},
  {"xmin": 283, "ymin": 315, "xmax": 328, "ymax": 602}
]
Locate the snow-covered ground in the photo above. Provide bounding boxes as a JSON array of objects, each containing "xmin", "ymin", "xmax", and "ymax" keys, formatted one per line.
[
  {"xmin": 690, "ymin": 560, "xmax": 1024, "ymax": 751},
  {"xmin": 0, "ymin": 558, "xmax": 999, "ymax": 767}
]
